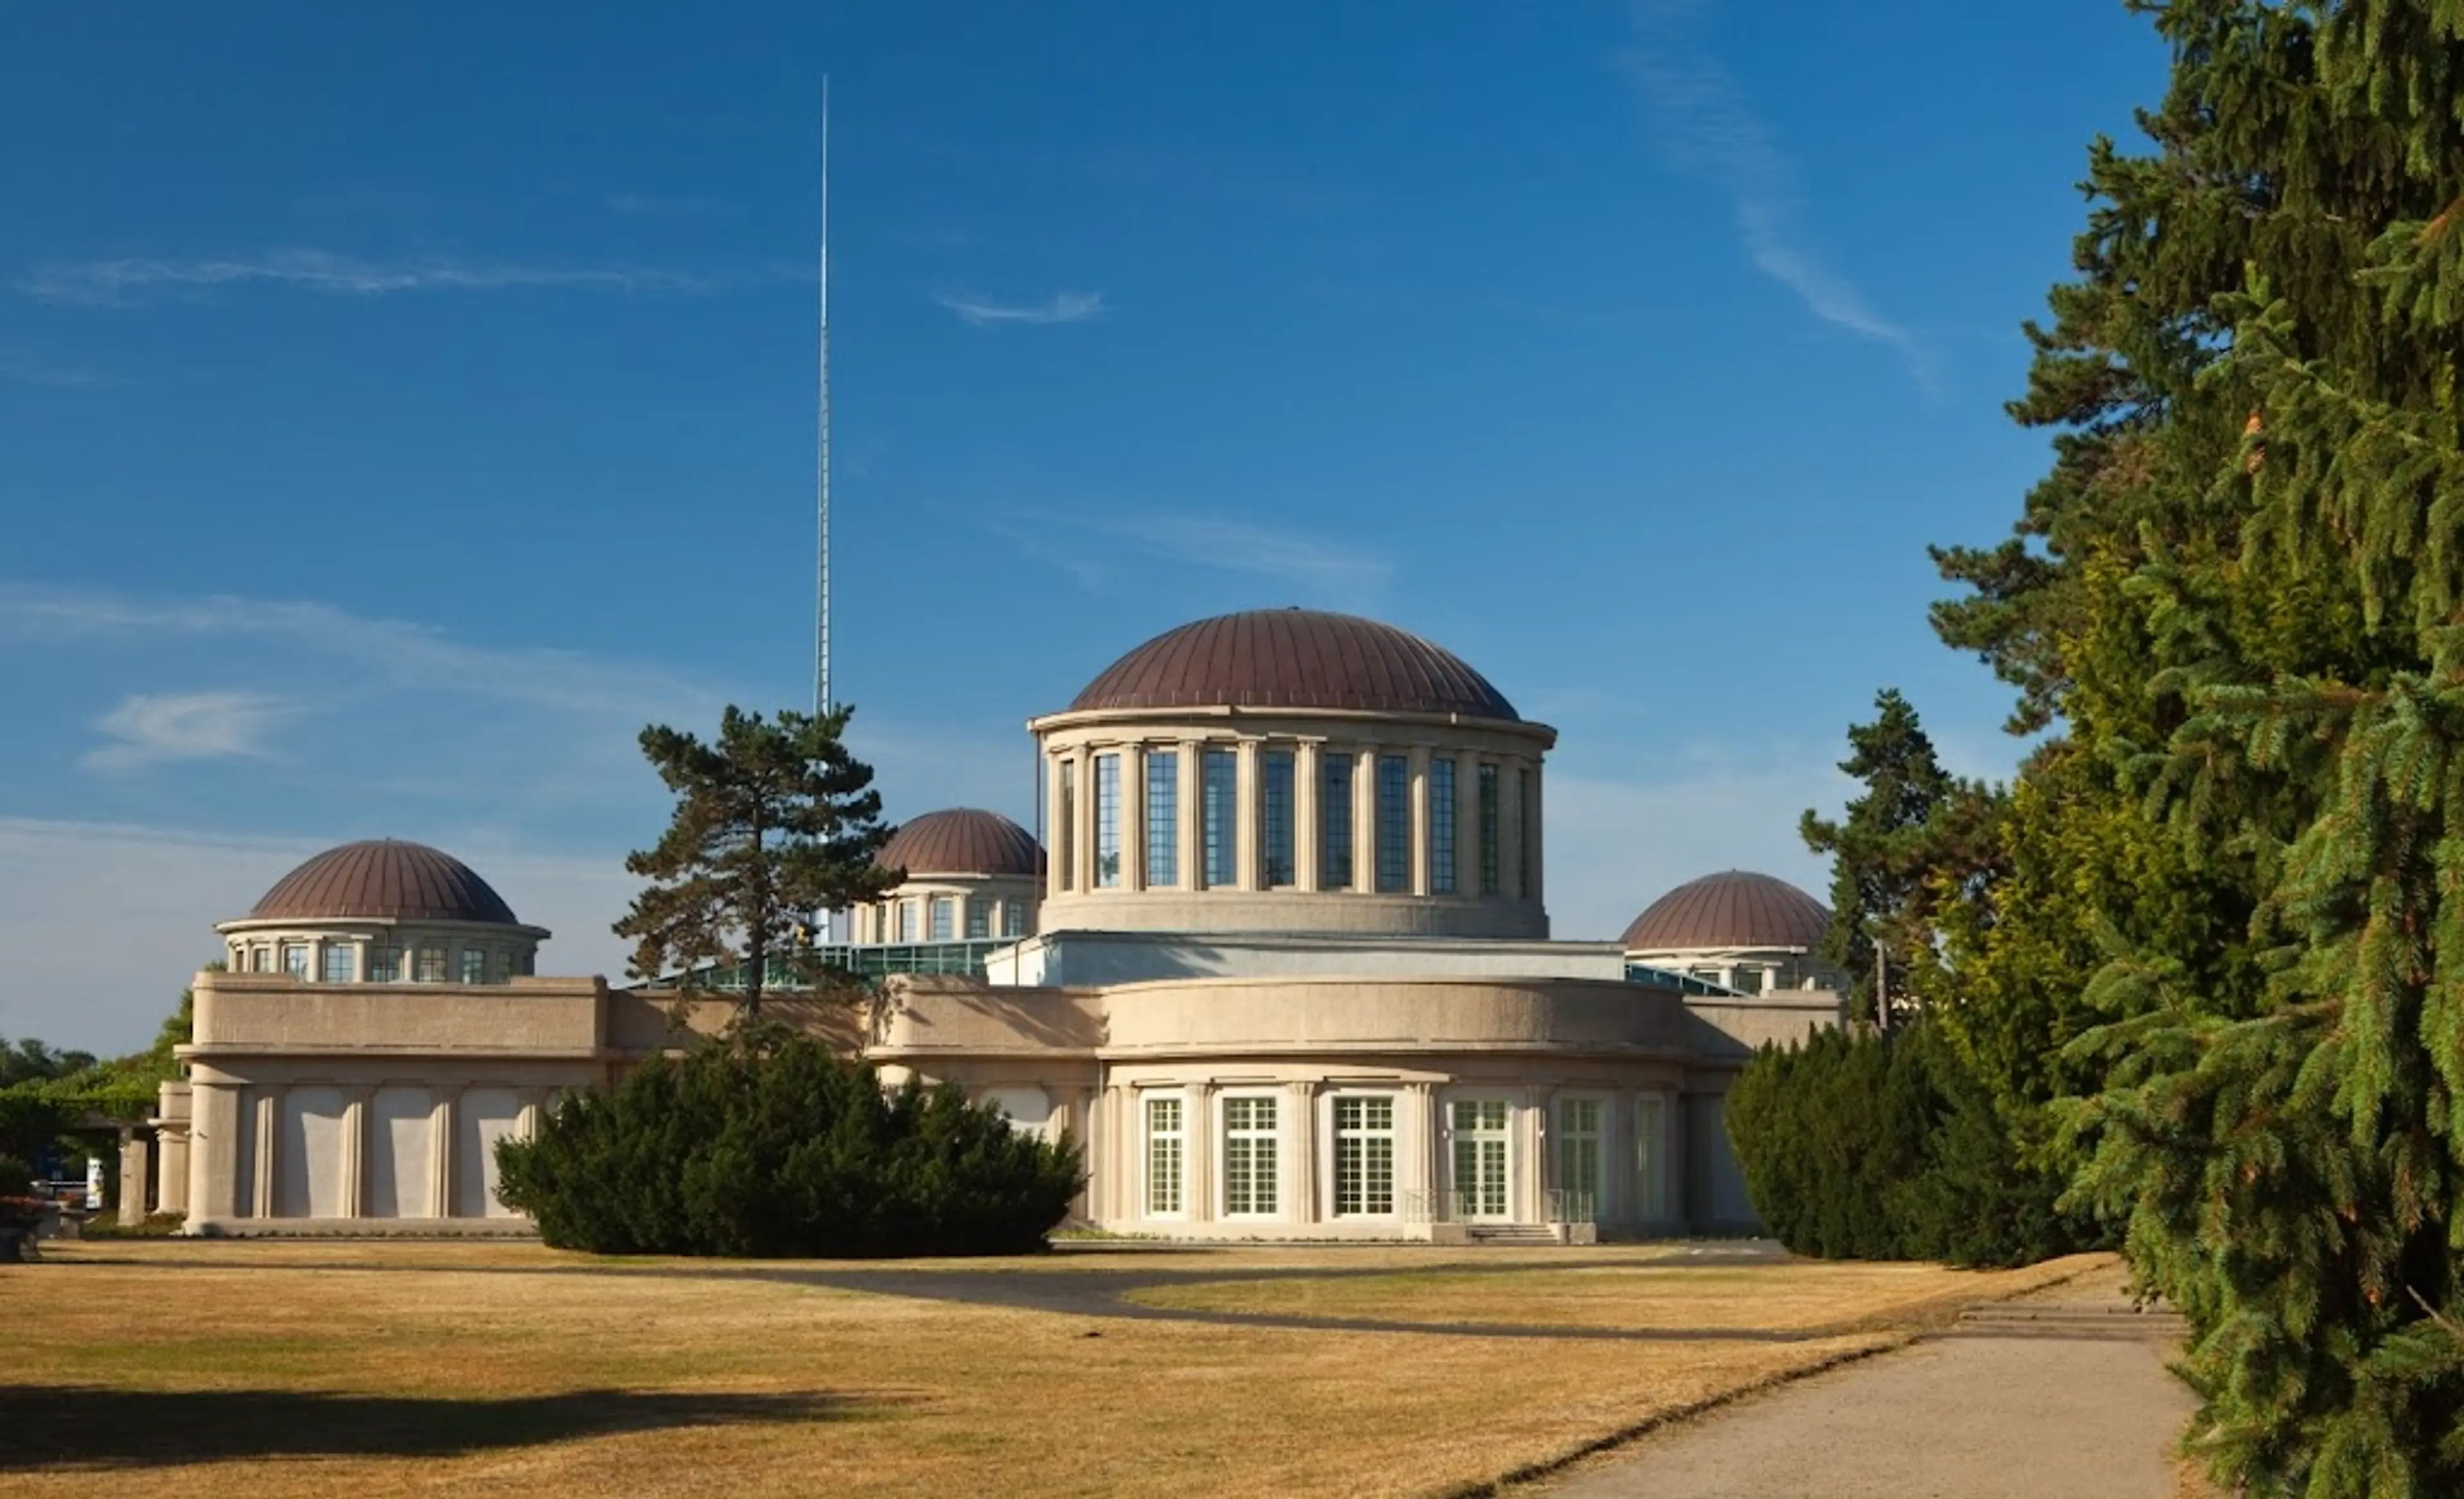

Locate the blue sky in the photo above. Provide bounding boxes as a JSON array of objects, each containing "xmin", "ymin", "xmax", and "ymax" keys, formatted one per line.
[{"xmin": 0, "ymin": 1, "xmax": 2168, "ymax": 1051}]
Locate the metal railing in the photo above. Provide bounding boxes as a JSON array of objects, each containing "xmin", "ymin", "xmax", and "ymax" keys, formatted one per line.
[{"xmin": 1400, "ymin": 1186, "xmax": 1599, "ymax": 1225}]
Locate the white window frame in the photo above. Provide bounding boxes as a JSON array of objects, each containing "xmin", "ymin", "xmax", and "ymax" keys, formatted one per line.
[
  {"xmin": 1329, "ymin": 1092, "xmax": 1398, "ymax": 1218},
  {"xmin": 1448, "ymin": 1095, "xmax": 1513, "ymax": 1221},
  {"xmin": 1143, "ymin": 1091, "xmax": 1187, "ymax": 1220},
  {"xmin": 1219, "ymin": 1093, "xmax": 1281, "ymax": 1218},
  {"xmin": 1555, "ymin": 1094, "xmax": 1606, "ymax": 1219}
]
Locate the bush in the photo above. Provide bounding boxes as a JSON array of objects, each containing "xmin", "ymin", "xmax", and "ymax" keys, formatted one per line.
[
  {"xmin": 495, "ymin": 1033, "xmax": 1084, "ymax": 1257},
  {"xmin": 1725, "ymin": 1019, "xmax": 2095, "ymax": 1267},
  {"xmin": 0, "ymin": 1152, "xmax": 31, "ymax": 1197}
]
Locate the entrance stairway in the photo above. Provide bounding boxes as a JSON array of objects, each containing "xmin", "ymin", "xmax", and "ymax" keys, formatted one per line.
[{"xmin": 1464, "ymin": 1222, "xmax": 1564, "ymax": 1246}]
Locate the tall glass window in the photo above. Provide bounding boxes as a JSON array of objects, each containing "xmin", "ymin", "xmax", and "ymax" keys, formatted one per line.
[
  {"xmin": 928, "ymin": 896, "xmax": 955, "ymax": 941},
  {"xmin": 1321, "ymin": 751, "xmax": 1355, "ymax": 890},
  {"xmin": 1057, "ymin": 759, "xmax": 1076, "ymax": 891},
  {"xmin": 1002, "ymin": 900, "xmax": 1028, "ymax": 938},
  {"xmin": 1557, "ymin": 1098, "xmax": 1602, "ymax": 1221},
  {"xmin": 1375, "ymin": 754, "xmax": 1410, "ymax": 893},
  {"xmin": 1093, "ymin": 753, "xmax": 1122, "ymax": 887},
  {"xmin": 1262, "ymin": 750, "xmax": 1296, "ymax": 887},
  {"xmin": 1519, "ymin": 766, "xmax": 1535, "ymax": 898},
  {"xmin": 366, "ymin": 945, "xmax": 400, "ymax": 983},
  {"xmin": 415, "ymin": 946, "xmax": 448, "ymax": 983},
  {"xmin": 1429, "ymin": 758, "xmax": 1457, "ymax": 894},
  {"xmin": 1451, "ymin": 1099, "xmax": 1510, "ymax": 1218},
  {"xmin": 1146, "ymin": 750, "xmax": 1179, "ymax": 888},
  {"xmin": 1634, "ymin": 1093, "xmax": 1669, "ymax": 1221},
  {"xmin": 1223, "ymin": 1096, "xmax": 1279, "ymax": 1215},
  {"xmin": 1478, "ymin": 763, "xmax": 1501, "ymax": 895},
  {"xmin": 280, "ymin": 943, "xmax": 309, "ymax": 979},
  {"xmin": 1146, "ymin": 1095, "xmax": 1185, "ymax": 1215},
  {"xmin": 458, "ymin": 948, "xmax": 488, "ymax": 984},
  {"xmin": 1202, "ymin": 748, "xmax": 1237, "ymax": 887},
  {"xmin": 1333, "ymin": 1095, "xmax": 1394, "ymax": 1215},
  {"xmin": 964, "ymin": 896, "xmax": 990, "ymax": 939},
  {"xmin": 320, "ymin": 943, "xmax": 355, "ymax": 984},
  {"xmin": 894, "ymin": 900, "xmax": 915, "ymax": 943}
]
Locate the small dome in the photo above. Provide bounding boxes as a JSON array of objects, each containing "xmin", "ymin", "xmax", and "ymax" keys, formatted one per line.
[
  {"xmin": 876, "ymin": 809, "xmax": 1045, "ymax": 878},
  {"xmin": 1621, "ymin": 871, "xmax": 1830, "ymax": 952},
  {"xmin": 249, "ymin": 840, "xmax": 522, "ymax": 925},
  {"xmin": 1068, "ymin": 608, "xmax": 1519, "ymax": 721}
]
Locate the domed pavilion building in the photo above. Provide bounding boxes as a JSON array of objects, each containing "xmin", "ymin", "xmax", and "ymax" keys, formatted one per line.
[{"xmin": 145, "ymin": 608, "xmax": 1846, "ymax": 1242}]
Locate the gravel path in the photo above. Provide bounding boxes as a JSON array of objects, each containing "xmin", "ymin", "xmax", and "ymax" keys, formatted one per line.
[{"xmin": 1537, "ymin": 1269, "xmax": 2195, "ymax": 1498}]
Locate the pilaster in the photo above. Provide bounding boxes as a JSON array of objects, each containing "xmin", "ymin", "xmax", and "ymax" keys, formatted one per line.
[{"xmin": 1294, "ymin": 740, "xmax": 1321, "ymax": 891}]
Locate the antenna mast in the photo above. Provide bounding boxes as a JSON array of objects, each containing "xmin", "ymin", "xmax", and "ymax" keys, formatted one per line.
[{"xmin": 814, "ymin": 77, "xmax": 833, "ymax": 717}]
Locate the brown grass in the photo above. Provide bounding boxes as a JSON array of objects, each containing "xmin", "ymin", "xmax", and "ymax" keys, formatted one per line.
[
  {"xmin": 0, "ymin": 1241, "xmax": 2098, "ymax": 1498},
  {"xmin": 1125, "ymin": 1255, "xmax": 2103, "ymax": 1334}
]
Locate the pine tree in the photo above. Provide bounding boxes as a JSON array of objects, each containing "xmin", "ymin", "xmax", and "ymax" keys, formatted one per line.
[
  {"xmin": 1935, "ymin": 2, "xmax": 2464, "ymax": 1487},
  {"xmin": 1800, "ymin": 690, "xmax": 1956, "ymax": 1027},
  {"xmin": 617, "ymin": 705, "xmax": 896, "ymax": 1017}
]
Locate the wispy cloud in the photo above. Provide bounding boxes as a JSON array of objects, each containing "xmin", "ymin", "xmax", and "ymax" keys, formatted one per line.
[
  {"xmin": 934, "ymin": 290, "xmax": 1108, "ymax": 327},
  {"xmin": 0, "ymin": 583, "xmax": 715, "ymax": 719},
  {"xmin": 18, "ymin": 248, "xmax": 715, "ymax": 306},
  {"xmin": 987, "ymin": 508, "xmax": 1392, "ymax": 601},
  {"xmin": 1620, "ymin": 1, "xmax": 1928, "ymax": 382},
  {"xmin": 604, "ymin": 192, "xmax": 724, "ymax": 216},
  {"xmin": 81, "ymin": 691, "xmax": 298, "ymax": 773},
  {"xmin": 0, "ymin": 349, "xmax": 118, "ymax": 388}
]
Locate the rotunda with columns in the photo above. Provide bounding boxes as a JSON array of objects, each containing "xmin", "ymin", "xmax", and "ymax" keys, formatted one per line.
[{"xmin": 1031, "ymin": 608, "xmax": 1553, "ymax": 940}]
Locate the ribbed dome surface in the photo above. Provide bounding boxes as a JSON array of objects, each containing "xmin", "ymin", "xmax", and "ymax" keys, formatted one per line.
[
  {"xmin": 876, "ymin": 809, "xmax": 1045, "ymax": 878},
  {"xmin": 1068, "ymin": 608, "xmax": 1519, "ymax": 720},
  {"xmin": 1621, "ymin": 871, "xmax": 1831, "ymax": 952},
  {"xmin": 249, "ymin": 840, "xmax": 522, "ymax": 925}
]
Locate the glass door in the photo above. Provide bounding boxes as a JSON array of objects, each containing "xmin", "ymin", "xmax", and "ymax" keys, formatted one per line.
[{"xmin": 1449, "ymin": 1099, "xmax": 1510, "ymax": 1220}]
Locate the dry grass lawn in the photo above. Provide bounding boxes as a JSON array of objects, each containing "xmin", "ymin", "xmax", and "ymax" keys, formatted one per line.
[
  {"xmin": 1125, "ymin": 1255, "xmax": 2101, "ymax": 1334},
  {"xmin": 0, "ymin": 1240, "xmax": 2096, "ymax": 1498}
]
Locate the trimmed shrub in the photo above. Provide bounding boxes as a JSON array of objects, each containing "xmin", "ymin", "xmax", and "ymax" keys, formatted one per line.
[
  {"xmin": 1726, "ymin": 1019, "xmax": 2092, "ymax": 1267},
  {"xmin": 495, "ymin": 1033, "xmax": 1083, "ymax": 1257}
]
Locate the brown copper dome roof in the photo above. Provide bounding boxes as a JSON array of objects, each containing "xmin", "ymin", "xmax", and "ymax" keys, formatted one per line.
[
  {"xmin": 875, "ymin": 809, "xmax": 1045, "ymax": 878},
  {"xmin": 1067, "ymin": 608, "xmax": 1519, "ymax": 721},
  {"xmin": 1621, "ymin": 871, "xmax": 1831, "ymax": 952},
  {"xmin": 248, "ymin": 839, "xmax": 523, "ymax": 925}
]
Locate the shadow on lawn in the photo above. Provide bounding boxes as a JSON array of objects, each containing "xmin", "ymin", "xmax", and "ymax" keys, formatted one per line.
[{"xmin": 0, "ymin": 1386, "xmax": 855, "ymax": 1469}]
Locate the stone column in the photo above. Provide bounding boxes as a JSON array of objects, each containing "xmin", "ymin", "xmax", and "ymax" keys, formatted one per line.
[
  {"xmin": 1522, "ymin": 1087, "xmax": 1549, "ymax": 1224},
  {"xmin": 342, "ymin": 1086, "xmax": 369, "ymax": 1220},
  {"xmin": 1407, "ymin": 746, "xmax": 1432, "ymax": 897},
  {"xmin": 1287, "ymin": 1081, "xmax": 1319, "ymax": 1225},
  {"xmin": 1124, "ymin": 745, "xmax": 1147, "ymax": 891},
  {"xmin": 251, "ymin": 1090, "xmax": 278, "ymax": 1219},
  {"xmin": 1189, "ymin": 1083, "xmax": 1218, "ymax": 1222},
  {"xmin": 1044, "ymin": 751, "xmax": 1068, "ymax": 898},
  {"xmin": 1294, "ymin": 741, "xmax": 1321, "ymax": 891},
  {"xmin": 186, "ymin": 1083, "xmax": 239, "ymax": 1224},
  {"xmin": 156, "ymin": 1123, "xmax": 189, "ymax": 1220},
  {"xmin": 1179, "ymin": 739, "xmax": 1204, "ymax": 889},
  {"xmin": 1458, "ymin": 756, "xmax": 1482, "ymax": 898},
  {"xmin": 1234, "ymin": 741, "xmax": 1261, "ymax": 891},
  {"xmin": 434, "ymin": 1090, "xmax": 459, "ymax": 1217},
  {"xmin": 1077, "ymin": 748, "xmax": 1100, "ymax": 894},
  {"xmin": 1407, "ymin": 1082, "xmax": 1439, "ymax": 1219},
  {"xmin": 1353, "ymin": 746, "xmax": 1377, "ymax": 895},
  {"xmin": 1527, "ymin": 764, "xmax": 1545, "ymax": 909},
  {"xmin": 1499, "ymin": 756, "xmax": 1527, "ymax": 906}
]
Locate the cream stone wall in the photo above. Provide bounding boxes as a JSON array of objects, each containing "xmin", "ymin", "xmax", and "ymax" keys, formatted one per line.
[{"xmin": 1031, "ymin": 705, "xmax": 1555, "ymax": 940}]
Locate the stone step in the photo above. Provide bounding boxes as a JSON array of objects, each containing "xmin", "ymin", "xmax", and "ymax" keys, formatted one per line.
[{"xmin": 1949, "ymin": 1302, "xmax": 2189, "ymax": 1341}]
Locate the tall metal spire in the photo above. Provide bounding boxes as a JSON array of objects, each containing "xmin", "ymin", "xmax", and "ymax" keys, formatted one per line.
[{"xmin": 814, "ymin": 77, "xmax": 834, "ymax": 717}]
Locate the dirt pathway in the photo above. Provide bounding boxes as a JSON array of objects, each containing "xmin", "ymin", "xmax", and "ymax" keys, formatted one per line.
[{"xmin": 1536, "ymin": 1267, "xmax": 2196, "ymax": 1499}]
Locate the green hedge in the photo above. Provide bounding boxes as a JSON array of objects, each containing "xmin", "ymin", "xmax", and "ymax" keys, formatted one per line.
[
  {"xmin": 1725, "ymin": 1020, "xmax": 2094, "ymax": 1267},
  {"xmin": 495, "ymin": 1034, "xmax": 1083, "ymax": 1257}
]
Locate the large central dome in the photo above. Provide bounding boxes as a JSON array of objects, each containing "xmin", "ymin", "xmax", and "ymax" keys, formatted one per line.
[{"xmin": 1067, "ymin": 608, "xmax": 1519, "ymax": 721}]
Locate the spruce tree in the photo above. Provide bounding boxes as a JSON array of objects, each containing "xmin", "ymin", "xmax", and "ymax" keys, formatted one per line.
[
  {"xmin": 1933, "ymin": 2, "xmax": 2464, "ymax": 1487},
  {"xmin": 617, "ymin": 705, "xmax": 896, "ymax": 1016}
]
